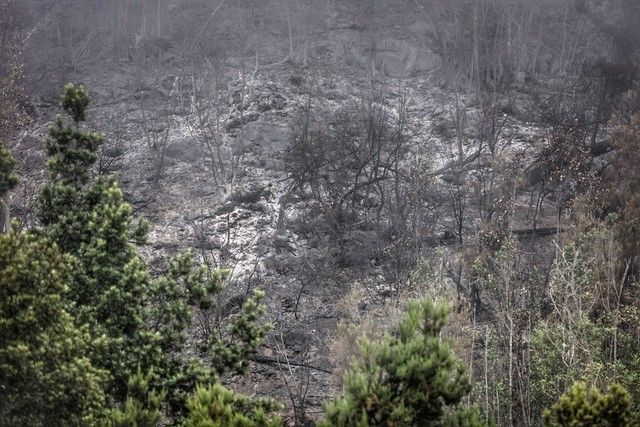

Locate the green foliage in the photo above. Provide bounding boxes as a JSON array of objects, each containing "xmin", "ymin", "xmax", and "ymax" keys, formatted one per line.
[
  {"xmin": 37, "ymin": 83, "xmax": 176, "ymax": 400},
  {"xmin": 47, "ymin": 84, "xmax": 104, "ymax": 186},
  {"xmin": 183, "ymin": 384, "xmax": 282, "ymax": 427},
  {"xmin": 530, "ymin": 319, "xmax": 614, "ymax": 416},
  {"xmin": 319, "ymin": 298, "xmax": 478, "ymax": 427},
  {"xmin": 39, "ymin": 149, "xmax": 159, "ymax": 399},
  {"xmin": 149, "ymin": 251, "xmax": 228, "ymax": 355},
  {"xmin": 209, "ymin": 289, "xmax": 271, "ymax": 376},
  {"xmin": 531, "ymin": 219, "xmax": 640, "ymax": 418},
  {"xmin": 103, "ymin": 368, "xmax": 165, "ymax": 427},
  {"xmin": 0, "ymin": 142, "xmax": 17, "ymax": 232},
  {"xmin": 162, "ymin": 361, "xmax": 218, "ymax": 421},
  {"xmin": 61, "ymin": 82, "xmax": 90, "ymax": 123},
  {"xmin": 0, "ymin": 228, "xmax": 106, "ymax": 425},
  {"xmin": 149, "ymin": 254, "xmax": 271, "ymax": 419},
  {"xmin": 148, "ymin": 251, "xmax": 269, "ymax": 368},
  {"xmin": 34, "ymin": 84, "xmax": 274, "ymax": 419},
  {"xmin": 0, "ymin": 142, "xmax": 17, "ymax": 198},
  {"xmin": 543, "ymin": 382, "xmax": 632, "ymax": 426},
  {"xmin": 444, "ymin": 406, "xmax": 487, "ymax": 427}
]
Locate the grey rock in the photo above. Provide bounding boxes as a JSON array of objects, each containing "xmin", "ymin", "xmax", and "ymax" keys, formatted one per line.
[
  {"xmin": 225, "ymin": 111, "xmax": 260, "ymax": 131},
  {"xmin": 374, "ymin": 38, "xmax": 442, "ymax": 77}
]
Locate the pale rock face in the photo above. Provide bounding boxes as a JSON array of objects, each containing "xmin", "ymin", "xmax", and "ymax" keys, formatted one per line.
[{"xmin": 374, "ymin": 38, "xmax": 442, "ymax": 77}]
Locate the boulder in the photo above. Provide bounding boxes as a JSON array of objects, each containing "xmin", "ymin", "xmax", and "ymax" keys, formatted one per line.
[
  {"xmin": 225, "ymin": 111, "xmax": 260, "ymax": 131},
  {"xmin": 375, "ymin": 38, "xmax": 442, "ymax": 77}
]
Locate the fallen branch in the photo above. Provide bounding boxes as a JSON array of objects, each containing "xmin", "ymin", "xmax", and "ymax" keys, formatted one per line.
[
  {"xmin": 511, "ymin": 227, "xmax": 564, "ymax": 238},
  {"xmin": 431, "ymin": 149, "xmax": 483, "ymax": 177},
  {"xmin": 249, "ymin": 354, "xmax": 333, "ymax": 375}
]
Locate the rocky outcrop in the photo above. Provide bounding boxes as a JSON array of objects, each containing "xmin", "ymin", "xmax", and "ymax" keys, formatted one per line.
[{"xmin": 374, "ymin": 38, "xmax": 442, "ymax": 77}]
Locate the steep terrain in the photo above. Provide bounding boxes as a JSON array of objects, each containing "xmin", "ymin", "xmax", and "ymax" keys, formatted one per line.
[{"xmin": 5, "ymin": 0, "xmax": 626, "ymax": 423}]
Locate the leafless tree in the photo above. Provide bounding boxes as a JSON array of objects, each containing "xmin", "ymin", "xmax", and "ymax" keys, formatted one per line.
[{"xmin": 140, "ymin": 103, "xmax": 172, "ymax": 186}]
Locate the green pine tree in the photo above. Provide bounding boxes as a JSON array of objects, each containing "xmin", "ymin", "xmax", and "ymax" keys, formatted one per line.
[
  {"xmin": 148, "ymin": 250, "xmax": 271, "ymax": 419},
  {"xmin": 0, "ymin": 142, "xmax": 17, "ymax": 198},
  {"xmin": 36, "ymin": 84, "xmax": 273, "ymax": 420},
  {"xmin": 209, "ymin": 289, "xmax": 270, "ymax": 375},
  {"xmin": 319, "ymin": 298, "xmax": 481, "ymax": 427},
  {"xmin": 103, "ymin": 368, "xmax": 165, "ymax": 427},
  {"xmin": 543, "ymin": 382, "xmax": 633, "ymax": 427},
  {"xmin": 0, "ymin": 142, "xmax": 18, "ymax": 232},
  {"xmin": 37, "ymin": 84, "xmax": 160, "ymax": 400},
  {"xmin": 183, "ymin": 384, "xmax": 282, "ymax": 427},
  {"xmin": 0, "ymin": 228, "xmax": 106, "ymax": 425}
]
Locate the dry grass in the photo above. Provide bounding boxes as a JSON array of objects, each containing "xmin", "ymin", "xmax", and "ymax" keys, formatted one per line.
[{"xmin": 328, "ymin": 252, "xmax": 475, "ymax": 387}]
